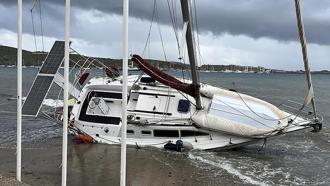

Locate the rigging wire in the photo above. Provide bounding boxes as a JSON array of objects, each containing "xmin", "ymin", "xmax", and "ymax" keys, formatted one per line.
[
  {"xmin": 211, "ymin": 96, "xmax": 275, "ymax": 128},
  {"xmin": 30, "ymin": 0, "xmax": 45, "ymax": 66},
  {"xmin": 192, "ymin": 0, "xmax": 205, "ymax": 66},
  {"xmin": 211, "ymin": 89, "xmax": 319, "ymax": 130},
  {"xmin": 189, "ymin": 0, "xmax": 203, "ymax": 84},
  {"xmin": 38, "ymin": 0, "xmax": 45, "ymax": 52},
  {"xmin": 167, "ymin": 0, "xmax": 188, "ymax": 80},
  {"xmin": 142, "ymin": 0, "xmax": 157, "ymax": 56},
  {"xmin": 172, "ymin": 0, "xmax": 179, "ymax": 34},
  {"xmin": 166, "ymin": 0, "xmax": 181, "ymax": 58},
  {"xmin": 234, "ymin": 90, "xmax": 305, "ymax": 122},
  {"xmin": 30, "ymin": 0, "xmax": 40, "ymax": 67},
  {"xmin": 154, "ymin": 0, "xmax": 168, "ymax": 62},
  {"xmin": 30, "ymin": 0, "xmax": 38, "ymax": 52},
  {"xmin": 30, "ymin": 0, "xmax": 45, "ymax": 52},
  {"xmin": 174, "ymin": 0, "xmax": 188, "ymax": 79},
  {"xmin": 142, "ymin": 0, "xmax": 168, "ymax": 62}
]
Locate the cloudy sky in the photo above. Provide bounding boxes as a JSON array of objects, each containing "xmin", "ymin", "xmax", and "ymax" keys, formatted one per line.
[{"xmin": 0, "ymin": 0, "xmax": 329, "ymax": 70}]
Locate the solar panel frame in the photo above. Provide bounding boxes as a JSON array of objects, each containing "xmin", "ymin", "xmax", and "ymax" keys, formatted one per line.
[{"xmin": 22, "ymin": 41, "xmax": 66, "ymax": 116}]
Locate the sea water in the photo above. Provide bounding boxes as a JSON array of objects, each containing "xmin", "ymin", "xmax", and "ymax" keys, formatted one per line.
[{"xmin": 0, "ymin": 67, "xmax": 329, "ymax": 185}]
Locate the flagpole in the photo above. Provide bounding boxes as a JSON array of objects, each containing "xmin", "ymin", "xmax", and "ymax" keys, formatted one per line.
[
  {"xmin": 62, "ymin": 0, "xmax": 71, "ymax": 185},
  {"xmin": 120, "ymin": 0, "xmax": 129, "ymax": 185},
  {"xmin": 16, "ymin": 0, "xmax": 23, "ymax": 181}
]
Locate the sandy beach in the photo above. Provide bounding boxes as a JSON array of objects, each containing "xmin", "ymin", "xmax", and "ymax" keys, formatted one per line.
[{"xmin": 0, "ymin": 137, "xmax": 234, "ymax": 186}]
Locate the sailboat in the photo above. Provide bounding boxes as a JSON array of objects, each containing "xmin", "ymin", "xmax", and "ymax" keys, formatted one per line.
[
  {"xmin": 128, "ymin": 60, "xmax": 139, "ymax": 71},
  {"xmin": 22, "ymin": 0, "xmax": 322, "ymax": 151}
]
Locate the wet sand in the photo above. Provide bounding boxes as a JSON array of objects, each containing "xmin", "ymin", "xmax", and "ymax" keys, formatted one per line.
[
  {"xmin": 0, "ymin": 174, "xmax": 30, "ymax": 186},
  {"xmin": 0, "ymin": 137, "xmax": 233, "ymax": 186},
  {"xmin": 0, "ymin": 143, "xmax": 62, "ymax": 185}
]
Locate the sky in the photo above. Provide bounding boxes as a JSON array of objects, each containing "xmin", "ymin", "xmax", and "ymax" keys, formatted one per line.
[{"xmin": 0, "ymin": 0, "xmax": 329, "ymax": 70}]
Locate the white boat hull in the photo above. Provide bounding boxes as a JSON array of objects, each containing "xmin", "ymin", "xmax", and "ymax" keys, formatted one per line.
[{"xmin": 68, "ymin": 75, "xmax": 314, "ymax": 150}]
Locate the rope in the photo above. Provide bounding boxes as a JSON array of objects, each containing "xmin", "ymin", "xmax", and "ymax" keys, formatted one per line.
[
  {"xmin": 231, "ymin": 90, "xmax": 319, "ymax": 129},
  {"xmin": 160, "ymin": 86, "xmax": 171, "ymax": 121},
  {"xmin": 211, "ymin": 96, "xmax": 274, "ymax": 128},
  {"xmin": 97, "ymin": 135, "xmax": 170, "ymax": 147},
  {"xmin": 235, "ymin": 91, "xmax": 304, "ymax": 122},
  {"xmin": 223, "ymin": 81, "xmax": 316, "ymax": 129},
  {"xmin": 96, "ymin": 135, "xmax": 121, "ymax": 144}
]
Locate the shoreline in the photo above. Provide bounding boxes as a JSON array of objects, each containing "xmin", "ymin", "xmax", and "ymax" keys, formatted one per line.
[
  {"xmin": 0, "ymin": 139, "xmax": 234, "ymax": 186},
  {"xmin": 0, "ymin": 65, "xmax": 329, "ymax": 74}
]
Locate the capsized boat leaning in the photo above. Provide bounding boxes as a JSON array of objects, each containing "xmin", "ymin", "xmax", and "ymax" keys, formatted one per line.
[
  {"xmin": 64, "ymin": 54, "xmax": 320, "ymax": 151},
  {"xmin": 21, "ymin": 40, "xmax": 321, "ymax": 152},
  {"xmin": 22, "ymin": 0, "xmax": 322, "ymax": 152}
]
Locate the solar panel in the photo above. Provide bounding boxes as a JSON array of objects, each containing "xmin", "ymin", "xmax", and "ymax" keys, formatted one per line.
[
  {"xmin": 22, "ymin": 41, "xmax": 66, "ymax": 116},
  {"xmin": 39, "ymin": 41, "xmax": 65, "ymax": 74},
  {"xmin": 22, "ymin": 75, "xmax": 54, "ymax": 116}
]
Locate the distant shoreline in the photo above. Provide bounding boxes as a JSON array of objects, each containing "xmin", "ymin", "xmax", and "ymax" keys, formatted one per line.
[
  {"xmin": 1, "ymin": 45, "xmax": 329, "ymax": 74},
  {"xmin": 0, "ymin": 65, "xmax": 329, "ymax": 74}
]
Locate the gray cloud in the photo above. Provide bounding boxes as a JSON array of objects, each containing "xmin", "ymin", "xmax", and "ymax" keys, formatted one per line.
[{"xmin": 1, "ymin": 0, "xmax": 330, "ymax": 45}]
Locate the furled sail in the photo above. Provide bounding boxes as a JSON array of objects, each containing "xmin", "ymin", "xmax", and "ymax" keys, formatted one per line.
[{"xmin": 131, "ymin": 54, "xmax": 196, "ymax": 97}]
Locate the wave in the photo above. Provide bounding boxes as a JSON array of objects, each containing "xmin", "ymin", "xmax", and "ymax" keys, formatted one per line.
[
  {"xmin": 188, "ymin": 152, "xmax": 269, "ymax": 186},
  {"xmin": 42, "ymin": 98, "xmax": 64, "ymax": 107}
]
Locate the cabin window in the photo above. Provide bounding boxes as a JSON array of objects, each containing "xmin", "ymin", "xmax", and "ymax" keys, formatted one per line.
[
  {"xmin": 141, "ymin": 130, "xmax": 151, "ymax": 135},
  {"xmin": 177, "ymin": 99, "xmax": 190, "ymax": 113},
  {"xmin": 181, "ymin": 130, "xmax": 208, "ymax": 137},
  {"xmin": 154, "ymin": 130, "xmax": 179, "ymax": 137},
  {"xmin": 127, "ymin": 130, "xmax": 134, "ymax": 134},
  {"xmin": 78, "ymin": 91, "xmax": 122, "ymax": 125},
  {"xmin": 140, "ymin": 77, "xmax": 155, "ymax": 83}
]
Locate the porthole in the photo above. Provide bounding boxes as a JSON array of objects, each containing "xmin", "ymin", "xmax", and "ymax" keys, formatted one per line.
[
  {"xmin": 141, "ymin": 130, "xmax": 151, "ymax": 135},
  {"xmin": 127, "ymin": 130, "xmax": 134, "ymax": 134}
]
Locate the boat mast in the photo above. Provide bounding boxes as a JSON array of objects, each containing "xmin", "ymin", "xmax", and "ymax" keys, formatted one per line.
[
  {"xmin": 294, "ymin": 0, "xmax": 318, "ymax": 121},
  {"xmin": 180, "ymin": 0, "xmax": 202, "ymax": 110}
]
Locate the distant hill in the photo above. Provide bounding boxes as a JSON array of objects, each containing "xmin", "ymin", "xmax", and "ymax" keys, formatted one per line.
[
  {"xmin": 1, "ymin": 44, "xmax": 328, "ymax": 73},
  {"xmin": 0, "ymin": 45, "xmax": 188, "ymax": 70},
  {"xmin": 0, "ymin": 45, "xmax": 46, "ymax": 66},
  {"xmin": 0, "ymin": 44, "xmax": 271, "ymax": 72},
  {"xmin": 0, "ymin": 45, "xmax": 268, "ymax": 72},
  {"xmin": 0, "ymin": 45, "xmax": 122, "ymax": 67}
]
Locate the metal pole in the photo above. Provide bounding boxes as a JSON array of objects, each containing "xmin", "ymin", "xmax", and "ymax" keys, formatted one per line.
[
  {"xmin": 16, "ymin": 0, "xmax": 22, "ymax": 181},
  {"xmin": 62, "ymin": 0, "xmax": 70, "ymax": 185},
  {"xmin": 180, "ymin": 0, "xmax": 202, "ymax": 110},
  {"xmin": 120, "ymin": 0, "xmax": 129, "ymax": 185},
  {"xmin": 294, "ymin": 0, "xmax": 317, "ymax": 119}
]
